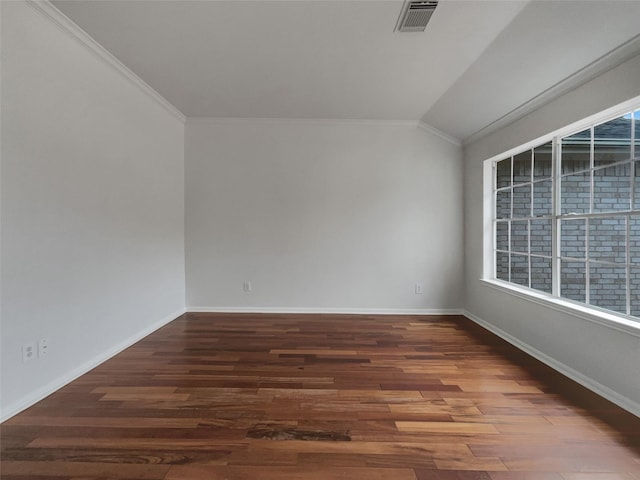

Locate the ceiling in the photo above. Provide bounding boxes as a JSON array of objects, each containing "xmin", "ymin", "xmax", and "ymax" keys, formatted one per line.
[{"xmin": 52, "ymin": 0, "xmax": 640, "ymax": 143}]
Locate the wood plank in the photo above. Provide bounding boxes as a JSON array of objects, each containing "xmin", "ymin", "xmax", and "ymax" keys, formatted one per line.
[
  {"xmin": 395, "ymin": 421, "xmax": 499, "ymax": 434},
  {"xmin": 165, "ymin": 465, "xmax": 418, "ymax": 480},
  {"xmin": 1, "ymin": 313, "xmax": 639, "ymax": 479}
]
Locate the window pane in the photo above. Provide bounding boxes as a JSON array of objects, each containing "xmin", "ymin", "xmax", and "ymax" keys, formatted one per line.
[
  {"xmin": 589, "ymin": 262, "xmax": 627, "ymax": 314},
  {"xmin": 561, "ymin": 260, "xmax": 586, "ymax": 302},
  {"xmin": 561, "ymin": 171, "xmax": 590, "ymax": 214},
  {"xmin": 513, "ymin": 150, "xmax": 531, "ymax": 184},
  {"xmin": 531, "ymin": 219, "xmax": 552, "ymax": 257},
  {"xmin": 491, "ymin": 105, "xmax": 640, "ymax": 318},
  {"xmin": 589, "ymin": 217, "xmax": 626, "ymax": 264},
  {"xmin": 511, "ymin": 254, "xmax": 529, "ymax": 287},
  {"xmin": 594, "ymin": 116, "xmax": 632, "ymax": 167},
  {"xmin": 593, "ymin": 163, "xmax": 630, "ymax": 213},
  {"xmin": 561, "ymin": 218, "xmax": 586, "ymax": 259},
  {"xmin": 511, "ymin": 221, "xmax": 528, "ymax": 254},
  {"xmin": 630, "ymin": 215, "xmax": 640, "ymax": 265},
  {"xmin": 513, "ymin": 184, "xmax": 532, "ymax": 218},
  {"xmin": 496, "ymin": 158, "xmax": 511, "ymax": 189},
  {"xmin": 534, "ymin": 142, "xmax": 552, "ymax": 181},
  {"xmin": 531, "ymin": 256, "xmax": 552, "ymax": 294},
  {"xmin": 562, "ymin": 128, "xmax": 591, "ymax": 174},
  {"xmin": 496, "ymin": 221, "xmax": 509, "ymax": 252},
  {"xmin": 533, "ymin": 180, "xmax": 552, "ymax": 216},
  {"xmin": 631, "ymin": 267, "xmax": 640, "ymax": 318},
  {"xmin": 496, "ymin": 189, "xmax": 511, "ymax": 219},
  {"xmin": 496, "ymin": 252, "xmax": 509, "ymax": 281}
]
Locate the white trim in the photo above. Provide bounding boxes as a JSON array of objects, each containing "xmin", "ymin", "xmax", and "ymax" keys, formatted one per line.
[
  {"xmin": 186, "ymin": 117, "xmax": 418, "ymax": 128},
  {"xmin": 480, "ymin": 279, "xmax": 640, "ymax": 338},
  {"xmin": 0, "ymin": 308, "xmax": 186, "ymax": 422},
  {"xmin": 186, "ymin": 117, "xmax": 462, "ymax": 147},
  {"xmin": 187, "ymin": 306, "xmax": 463, "ymax": 316},
  {"xmin": 25, "ymin": 0, "xmax": 186, "ymax": 123},
  {"xmin": 463, "ymin": 309, "xmax": 640, "ymax": 418},
  {"xmin": 483, "ymin": 95, "xmax": 640, "ymax": 330},
  {"xmin": 417, "ymin": 121, "xmax": 462, "ymax": 146},
  {"xmin": 464, "ymin": 35, "xmax": 640, "ymax": 146}
]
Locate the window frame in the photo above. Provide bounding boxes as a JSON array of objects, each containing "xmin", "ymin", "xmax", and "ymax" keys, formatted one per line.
[{"xmin": 483, "ymin": 96, "xmax": 640, "ymax": 334}]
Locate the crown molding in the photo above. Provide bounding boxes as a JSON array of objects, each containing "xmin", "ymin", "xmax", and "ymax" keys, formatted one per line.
[
  {"xmin": 417, "ymin": 121, "xmax": 462, "ymax": 146},
  {"xmin": 25, "ymin": 0, "xmax": 186, "ymax": 123},
  {"xmin": 187, "ymin": 117, "xmax": 462, "ymax": 147},
  {"xmin": 186, "ymin": 117, "xmax": 418, "ymax": 128},
  {"xmin": 464, "ymin": 33, "xmax": 640, "ymax": 147}
]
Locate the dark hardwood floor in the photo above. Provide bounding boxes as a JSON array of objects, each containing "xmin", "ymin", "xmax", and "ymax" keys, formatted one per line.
[{"xmin": 1, "ymin": 313, "xmax": 639, "ymax": 479}]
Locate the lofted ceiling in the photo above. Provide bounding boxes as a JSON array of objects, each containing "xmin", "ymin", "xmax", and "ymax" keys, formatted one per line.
[{"xmin": 52, "ymin": 0, "xmax": 640, "ymax": 143}]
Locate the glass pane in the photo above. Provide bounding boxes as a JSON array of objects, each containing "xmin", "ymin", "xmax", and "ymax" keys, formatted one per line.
[
  {"xmin": 496, "ymin": 189, "xmax": 511, "ymax": 219},
  {"xmin": 561, "ymin": 218, "xmax": 586, "ymax": 259},
  {"xmin": 531, "ymin": 219, "xmax": 552, "ymax": 257},
  {"xmin": 630, "ymin": 215, "xmax": 640, "ymax": 265},
  {"xmin": 561, "ymin": 260, "xmax": 586, "ymax": 302},
  {"xmin": 531, "ymin": 256, "xmax": 552, "ymax": 294},
  {"xmin": 594, "ymin": 116, "xmax": 632, "ymax": 167},
  {"xmin": 534, "ymin": 142, "xmax": 553, "ymax": 181},
  {"xmin": 589, "ymin": 262, "xmax": 627, "ymax": 314},
  {"xmin": 533, "ymin": 180, "xmax": 552, "ymax": 217},
  {"xmin": 593, "ymin": 163, "xmax": 630, "ymax": 213},
  {"xmin": 496, "ymin": 158, "xmax": 511, "ymax": 189},
  {"xmin": 561, "ymin": 128, "xmax": 591, "ymax": 174},
  {"xmin": 511, "ymin": 221, "xmax": 528, "ymax": 254},
  {"xmin": 631, "ymin": 267, "xmax": 640, "ymax": 318},
  {"xmin": 511, "ymin": 254, "xmax": 529, "ymax": 287},
  {"xmin": 513, "ymin": 184, "xmax": 532, "ymax": 218},
  {"xmin": 496, "ymin": 221, "xmax": 509, "ymax": 252},
  {"xmin": 635, "ymin": 161, "xmax": 640, "ymax": 210},
  {"xmin": 496, "ymin": 251, "xmax": 509, "ymax": 282},
  {"xmin": 513, "ymin": 150, "xmax": 532, "ymax": 184},
  {"xmin": 589, "ymin": 217, "xmax": 626, "ymax": 264},
  {"xmin": 561, "ymin": 171, "xmax": 590, "ymax": 214}
]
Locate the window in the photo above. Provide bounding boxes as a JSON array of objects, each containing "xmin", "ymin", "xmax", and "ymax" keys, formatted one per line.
[{"xmin": 492, "ymin": 103, "xmax": 640, "ymax": 321}]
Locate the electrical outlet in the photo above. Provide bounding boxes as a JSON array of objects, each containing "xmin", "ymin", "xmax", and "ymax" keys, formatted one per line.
[
  {"xmin": 38, "ymin": 338, "xmax": 49, "ymax": 357},
  {"xmin": 415, "ymin": 283, "xmax": 424, "ymax": 294},
  {"xmin": 22, "ymin": 343, "xmax": 36, "ymax": 363},
  {"xmin": 243, "ymin": 281, "xmax": 252, "ymax": 293}
]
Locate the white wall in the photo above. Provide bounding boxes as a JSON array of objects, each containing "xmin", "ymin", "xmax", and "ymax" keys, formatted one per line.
[
  {"xmin": 464, "ymin": 53, "xmax": 640, "ymax": 415},
  {"xmin": 0, "ymin": 1, "xmax": 186, "ymax": 419},
  {"xmin": 186, "ymin": 120, "xmax": 462, "ymax": 313}
]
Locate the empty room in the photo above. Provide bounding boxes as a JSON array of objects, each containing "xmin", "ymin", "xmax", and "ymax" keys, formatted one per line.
[{"xmin": 2, "ymin": 0, "xmax": 640, "ymax": 478}]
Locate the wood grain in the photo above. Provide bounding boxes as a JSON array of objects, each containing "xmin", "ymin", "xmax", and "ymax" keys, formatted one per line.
[{"xmin": 1, "ymin": 313, "xmax": 639, "ymax": 479}]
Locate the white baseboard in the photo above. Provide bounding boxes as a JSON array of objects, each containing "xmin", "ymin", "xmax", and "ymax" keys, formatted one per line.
[
  {"xmin": 463, "ymin": 309, "xmax": 640, "ymax": 418},
  {"xmin": 0, "ymin": 308, "xmax": 186, "ymax": 422},
  {"xmin": 187, "ymin": 306, "xmax": 464, "ymax": 315}
]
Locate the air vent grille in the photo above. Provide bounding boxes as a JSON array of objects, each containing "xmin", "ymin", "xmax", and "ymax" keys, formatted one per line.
[{"xmin": 396, "ymin": 1, "xmax": 438, "ymax": 32}]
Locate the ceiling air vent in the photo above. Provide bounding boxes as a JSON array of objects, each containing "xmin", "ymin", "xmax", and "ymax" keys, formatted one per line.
[{"xmin": 395, "ymin": 1, "xmax": 438, "ymax": 32}]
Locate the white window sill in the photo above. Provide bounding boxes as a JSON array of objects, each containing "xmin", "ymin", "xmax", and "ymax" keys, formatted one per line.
[{"xmin": 480, "ymin": 278, "xmax": 640, "ymax": 338}]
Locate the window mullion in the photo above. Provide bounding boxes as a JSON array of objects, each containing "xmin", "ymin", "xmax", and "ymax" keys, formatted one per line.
[
  {"xmin": 626, "ymin": 214, "xmax": 631, "ymax": 316},
  {"xmin": 490, "ymin": 99, "xmax": 640, "ymax": 322},
  {"xmin": 585, "ymin": 217, "xmax": 590, "ymax": 306},
  {"xmin": 509, "ymin": 156, "xmax": 514, "ymax": 282},
  {"xmin": 590, "ymin": 126, "xmax": 595, "ymax": 214},
  {"xmin": 552, "ymin": 136, "xmax": 561, "ymax": 297}
]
